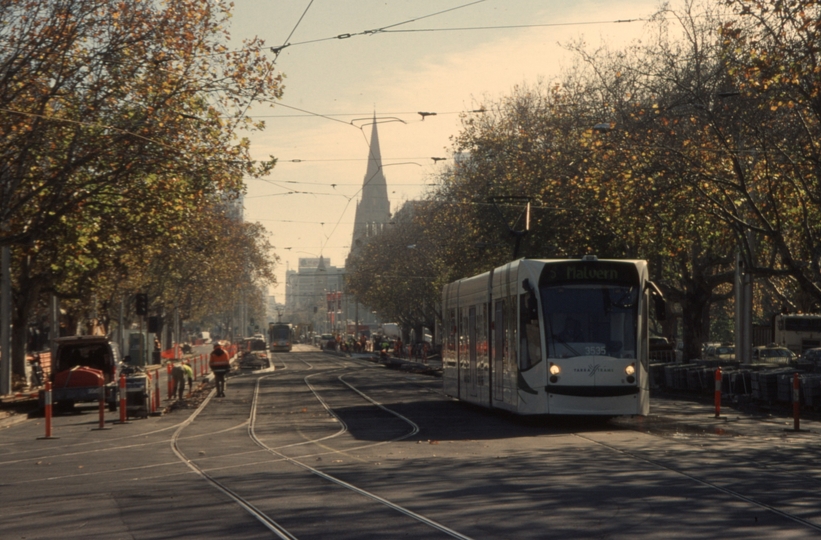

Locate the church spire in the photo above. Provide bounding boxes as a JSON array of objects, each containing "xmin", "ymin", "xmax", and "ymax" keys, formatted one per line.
[{"xmin": 350, "ymin": 113, "xmax": 391, "ymax": 252}]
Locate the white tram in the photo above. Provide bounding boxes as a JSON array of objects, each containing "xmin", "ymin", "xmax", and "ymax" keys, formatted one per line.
[
  {"xmin": 268, "ymin": 323, "xmax": 294, "ymax": 352},
  {"xmin": 439, "ymin": 256, "xmax": 665, "ymax": 416}
]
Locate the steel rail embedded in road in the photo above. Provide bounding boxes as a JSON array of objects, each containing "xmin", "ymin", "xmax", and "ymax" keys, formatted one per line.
[
  {"xmin": 169, "ymin": 360, "xmax": 297, "ymax": 539},
  {"xmin": 249, "ymin": 366, "xmax": 475, "ymax": 540}
]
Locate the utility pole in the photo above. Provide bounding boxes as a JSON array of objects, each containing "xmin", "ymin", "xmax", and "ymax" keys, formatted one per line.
[{"xmin": 735, "ymin": 251, "xmax": 753, "ymax": 364}]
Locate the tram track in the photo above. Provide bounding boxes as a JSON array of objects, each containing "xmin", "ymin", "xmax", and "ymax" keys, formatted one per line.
[{"xmin": 169, "ymin": 351, "xmax": 473, "ymax": 539}]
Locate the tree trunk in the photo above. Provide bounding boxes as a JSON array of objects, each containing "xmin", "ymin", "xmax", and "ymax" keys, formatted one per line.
[
  {"xmin": 11, "ymin": 271, "xmax": 42, "ymax": 379},
  {"xmin": 680, "ymin": 291, "xmax": 710, "ymax": 363}
]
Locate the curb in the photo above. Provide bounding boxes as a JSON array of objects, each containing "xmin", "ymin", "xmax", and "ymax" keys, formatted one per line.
[{"xmin": 0, "ymin": 411, "xmax": 33, "ymax": 429}]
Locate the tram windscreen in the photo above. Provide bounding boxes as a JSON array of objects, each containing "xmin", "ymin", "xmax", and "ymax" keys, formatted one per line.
[{"xmin": 541, "ymin": 284, "xmax": 638, "ymax": 359}]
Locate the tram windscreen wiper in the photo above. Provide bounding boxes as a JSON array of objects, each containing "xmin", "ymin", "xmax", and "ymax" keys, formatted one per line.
[{"xmin": 550, "ymin": 333, "xmax": 580, "ymax": 358}]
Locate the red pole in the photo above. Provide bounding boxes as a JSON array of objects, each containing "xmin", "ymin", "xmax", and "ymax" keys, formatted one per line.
[
  {"xmin": 167, "ymin": 362, "xmax": 173, "ymax": 400},
  {"xmin": 44, "ymin": 381, "xmax": 53, "ymax": 438},
  {"xmin": 714, "ymin": 367, "xmax": 722, "ymax": 418},
  {"xmin": 118, "ymin": 374, "xmax": 128, "ymax": 423},
  {"xmin": 793, "ymin": 372, "xmax": 801, "ymax": 431}
]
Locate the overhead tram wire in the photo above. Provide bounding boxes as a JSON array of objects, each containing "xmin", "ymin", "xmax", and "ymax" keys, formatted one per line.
[
  {"xmin": 169, "ymin": 8, "xmax": 656, "ymax": 62},
  {"xmin": 373, "ymin": 18, "xmax": 647, "ymax": 34},
  {"xmin": 230, "ymin": 17, "xmax": 651, "ymax": 60},
  {"xmin": 267, "ymin": 0, "xmax": 487, "ymax": 56},
  {"xmin": 271, "ymin": 0, "xmax": 316, "ymax": 62}
]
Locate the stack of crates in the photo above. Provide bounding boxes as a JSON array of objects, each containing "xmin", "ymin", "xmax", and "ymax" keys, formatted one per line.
[
  {"xmin": 674, "ymin": 364, "xmax": 698, "ymax": 391},
  {"xmin": 697, "ymin": 366, "xmax": 714, "ymax": 396},
  {"xmin": 752, "ymin": 368, "xmax": 791, "ymax": 403},
  {"xmin": 801, "ymin": 374, "xmax": 821, "ymax": 408},
  {"xmin": 686, "ymin": 367, "xmax": 703, "ymax": 393},
  {"xmin": 718, "ymin": 368, "xmax": 734, "ymax": 397},
  {"xmin": 664, "ymin": 364, "xmax": 678, "ymax": 389},
  {"xmin": 777, "ymin": 371, "xmax": 801, "ymax": 403},
  {"xmin": 729, "ymin": 370, "xmax": 752, "ymax": 396},
  {"xmin": 649, "ymin": 363, "xmax": 667, "ymax": 390}
]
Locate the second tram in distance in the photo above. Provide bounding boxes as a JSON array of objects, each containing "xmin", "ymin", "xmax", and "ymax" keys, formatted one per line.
[
  {"xmin": 268, "ymin": 322, "xmax": 294, "ymax": 352},
  {"xmin": 439, "ymin": 256, "xmax": 665, "ymax": 416}
]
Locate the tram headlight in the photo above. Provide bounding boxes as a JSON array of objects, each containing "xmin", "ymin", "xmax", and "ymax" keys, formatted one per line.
[
  {"xmin": 625, "ymin": 363, "xmax": 636, "ymax": 384},
  {"xmin": 549, "ymin": 363, "xmax": 560, "ymax": 383}
]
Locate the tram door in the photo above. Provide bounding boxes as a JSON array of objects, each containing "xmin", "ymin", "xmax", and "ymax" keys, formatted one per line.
[
  {"xmin": 469, "ymin": 307, "xmax": 478, "ymax": 397},
  {"xmin": 494, "ymin": 300, "xmax": 504, "ymax": 401}
]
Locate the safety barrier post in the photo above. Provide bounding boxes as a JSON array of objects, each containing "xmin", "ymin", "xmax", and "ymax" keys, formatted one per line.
[
  {"xmin": 793, "ymin": 373, "xmax": 801, "ymax": 432},
  {"xmin": 167, "ymin": 362, "xmax": 173, "ymax": 400},
  {"xmin": 92, "ymin": 378, "xmax": 110, "ymax": 430},
  {"xmin": 37, "ymin": 381, "xmax": 59, "ymax": 439},
  {"xmin": 714, "ymin": 367, "xmax": 722, "ymax": 418},
  {"xmin": 201, "ymin": 353, "xmax": 206, "ymax": 377},
  {"xmin": 116, "ymin": 374, "xmax": 130, "ymax": 424}
]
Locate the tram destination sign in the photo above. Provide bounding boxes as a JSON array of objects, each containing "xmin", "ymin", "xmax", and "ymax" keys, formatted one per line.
[{"xmin": 541, "ymin": 260, "xmax": 639, "ymax": 285}]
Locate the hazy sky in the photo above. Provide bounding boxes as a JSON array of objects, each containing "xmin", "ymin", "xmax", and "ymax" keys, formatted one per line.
[{"xmin": 228, "ymin": 0, "xmax": 661, "ymax": 297}]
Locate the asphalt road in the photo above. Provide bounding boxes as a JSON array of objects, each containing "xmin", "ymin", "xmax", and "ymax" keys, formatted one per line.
[{"xmin": 2, "ymin": 344, "xmax": 821, "ymax": 539}]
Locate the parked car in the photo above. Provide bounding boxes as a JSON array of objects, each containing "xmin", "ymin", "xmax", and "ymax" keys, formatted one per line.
[
  {"xmin": 751, "ymin": 344, "xmax": 796, "ymax": 366},
  {"xmin": 705, "ymin": 344, "xmax": 736, "ymax": 363},
  {"xmin": 649, "ymin": 337, "xmax": 678, "ymax": 362},
  {"xmin": 802, "ymin": 348, "xmax": 821, "ymax": 363}
]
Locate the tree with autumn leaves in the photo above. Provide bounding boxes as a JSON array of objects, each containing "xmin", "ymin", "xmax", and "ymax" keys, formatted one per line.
[
  {"xmin": 347, "ymin": 0, "xmax": 821, "ymax": 359},
  {"xmin": 1, "ymin": 0, "xmax": 282, "ymax": 380}
]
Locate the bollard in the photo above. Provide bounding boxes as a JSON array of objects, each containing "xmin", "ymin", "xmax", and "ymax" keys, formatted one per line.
[
  {"xmin": 93, "ymin": 378, "xmax": 111, "ymax": 430},
  {"xmin": 152, "ymin": 369, "xmax": 159, "ymax": 414},
  {"xmin": 167, "ymin": 362, "xmax": 173, "ymax": 400},
  {"xmin": 37, "ymin": 381, "xmax": 59, "ymax": 439},
  {"xmin": 793, "ymin": 372, "xmax": 800, "ymax": 432},
  {"xmin": 117, "ymin": 374, "xmax": 129, "ymax": 424},
  {"xmin": 714, "ymin": 367, "xmax": 722, "ymax": 418}
]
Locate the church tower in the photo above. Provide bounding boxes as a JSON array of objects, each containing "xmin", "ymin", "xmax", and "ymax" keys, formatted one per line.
[
  {"xmin": 346, "ymin": 114, "xmax": 391, "ymax": 332},
  {"xmin": 350, "ymin": 113, "xmax": 391, "ymax": 253}
]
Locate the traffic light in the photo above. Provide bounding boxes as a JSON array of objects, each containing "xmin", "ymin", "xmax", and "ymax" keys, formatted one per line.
[{"xmin": 135, "ymin": 293, "xmax": 148, "ymax": 316}]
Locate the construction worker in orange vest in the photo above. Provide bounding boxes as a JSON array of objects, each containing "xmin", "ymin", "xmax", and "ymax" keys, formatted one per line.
[{"xmin": 209, "ymin": 342, "xmax": 231, "ymax": 397}]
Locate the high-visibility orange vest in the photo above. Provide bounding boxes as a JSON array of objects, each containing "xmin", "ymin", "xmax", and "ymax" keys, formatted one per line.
[{"xmin": 209, "ymin": 348, "xmax": 230, "ymax": 370}]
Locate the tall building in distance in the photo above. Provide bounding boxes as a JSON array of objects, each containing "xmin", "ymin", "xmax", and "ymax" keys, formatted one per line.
[{"xmin": 283, "ymin": 256, "xmax": 345, "ymax": 335}]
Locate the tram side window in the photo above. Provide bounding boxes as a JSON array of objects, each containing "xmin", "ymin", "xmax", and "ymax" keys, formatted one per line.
[
  {"xmin": 446, "ymin": 308, "xmax": 457, "ymax": 367},
  {"xmin": 519, "ymin": 293, "xmax": 541, "ymax": 370}
]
